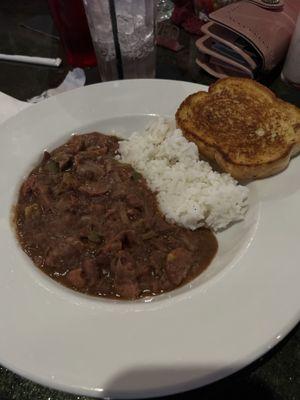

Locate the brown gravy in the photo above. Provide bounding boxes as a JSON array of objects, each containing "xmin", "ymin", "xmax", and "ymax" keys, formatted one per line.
[{"xmin": 15, "ymin": 132, "xmax": 217, "ymax": 300}]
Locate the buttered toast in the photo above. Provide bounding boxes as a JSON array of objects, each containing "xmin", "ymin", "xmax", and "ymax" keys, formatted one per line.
[{"xmin": 176, "ymin": 78, "xmax": 300, "ymax": 180}]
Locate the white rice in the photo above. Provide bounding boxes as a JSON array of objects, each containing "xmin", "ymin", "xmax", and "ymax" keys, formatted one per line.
[{"xmin": 117, "ymin": 118, "xmax": 249, "ymax": 231}]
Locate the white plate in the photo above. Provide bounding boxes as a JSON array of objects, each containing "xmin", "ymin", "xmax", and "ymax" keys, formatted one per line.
[{"xmin": 0, "ymin": 79, "xmax": 299, "ymax": 399}]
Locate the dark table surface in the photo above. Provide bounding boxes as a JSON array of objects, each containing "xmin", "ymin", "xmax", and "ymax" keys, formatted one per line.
[{"xmin": 0, "ymin": 1, "xmax": 299, "ymax": 399}]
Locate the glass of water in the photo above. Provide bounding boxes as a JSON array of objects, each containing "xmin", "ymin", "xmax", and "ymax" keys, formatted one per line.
[{"xmin": 83, "ymin": 0, "xmax": 156, "ymax": 81}]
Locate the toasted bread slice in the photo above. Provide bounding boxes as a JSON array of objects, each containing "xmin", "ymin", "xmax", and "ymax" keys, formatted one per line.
[{"xmin": 176, "ymin": 78, "xmax": 300, "ymax": 180}]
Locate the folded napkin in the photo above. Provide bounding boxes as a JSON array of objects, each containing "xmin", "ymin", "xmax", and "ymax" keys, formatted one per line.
[{"xmin": 0, "ymin": 68, "xmax": 86, "ymax": 124}]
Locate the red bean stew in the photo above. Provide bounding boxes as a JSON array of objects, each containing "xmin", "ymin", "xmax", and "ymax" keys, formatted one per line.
[{"xmin": 14, "ymin": 133, "xmax": 217, "ymax": 300}]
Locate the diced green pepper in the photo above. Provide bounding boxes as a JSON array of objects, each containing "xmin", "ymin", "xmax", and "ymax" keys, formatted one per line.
[
  {"xmin": 24, "ymin": 203, "xmax": 39, "ymax": 219},
  {"xmin": 46, "ymin": 159, "xmax": 59, "ymax": 174},
  {"xmin": 141, "ymin": 231, "xmax": 156, "ymax": 240},
  {"xmin": 132, "ymin": 171, "xmax": 142, "ymax": 181},
  {"xmin": 87, "ymin": 231, "xmax": 103, "ymax": 243}
]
